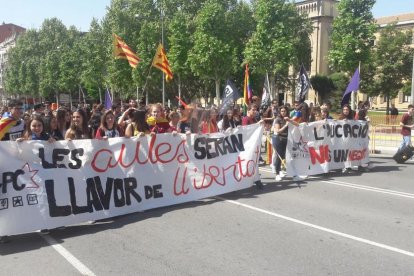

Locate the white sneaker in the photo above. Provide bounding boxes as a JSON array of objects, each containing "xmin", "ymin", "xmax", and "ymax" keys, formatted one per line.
[
  {"xmin": 275, "ymin": 175, "xmax": 282, "ymax": 181},
  {"xmin": 280, "ymin": 171, "xmax": 287, "ymax": 177}
]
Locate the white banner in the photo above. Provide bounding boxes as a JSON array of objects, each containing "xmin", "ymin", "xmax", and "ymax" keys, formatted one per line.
[
  {"xmin": 0, "ymin": 124, "xmax": 263, "ymax": 236},
  {"xmin": 286, "ymin": 120, "xmax": 369, "ymax": 176}
]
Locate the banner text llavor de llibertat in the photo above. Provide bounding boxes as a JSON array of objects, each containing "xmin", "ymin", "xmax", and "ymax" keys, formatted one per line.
[{"xmin": 0, "ymin": 124, "xmax": 263, "ymax": 236}]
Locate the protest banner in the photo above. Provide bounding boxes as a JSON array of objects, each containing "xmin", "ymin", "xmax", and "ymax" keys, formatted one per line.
[
  {"xmin": 286, "ymin": 120, "xmax": 369, "ymax": 176},
  {"xmin": 0, "ymin": 124, "xmax": 263, "ymax": 236}
]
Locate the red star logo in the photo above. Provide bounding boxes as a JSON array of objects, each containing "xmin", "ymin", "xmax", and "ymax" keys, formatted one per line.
[{"xmin": 20, "ymin": 163, "xmax": 40, "ymax": 189}]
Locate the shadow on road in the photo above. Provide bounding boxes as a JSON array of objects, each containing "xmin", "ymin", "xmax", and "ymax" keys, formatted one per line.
[
  {"xmin": 1, "ymin": 159, "xmax": 411, "ymax": 253},
  {"xmin": 0, "ymin": 198, "xmax": 221, "ymax": 255}
]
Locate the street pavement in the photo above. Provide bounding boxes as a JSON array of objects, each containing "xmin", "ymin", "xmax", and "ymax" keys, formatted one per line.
[{"xmin": 1, "ymin": 155, "xmax": 413, "ymax": 276}]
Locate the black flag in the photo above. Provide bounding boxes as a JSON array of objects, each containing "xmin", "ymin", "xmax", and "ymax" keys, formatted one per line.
[
  {"xmin": 220, "ymin": 80, "xmax": 241, "ymax": 115},
  {"xmin": 260, "ymin": 74, "xmax": 271, "ymax": 111},
  {"xmin": 296, "ymin": 64, "xmax": 310, "ymax": 103}
]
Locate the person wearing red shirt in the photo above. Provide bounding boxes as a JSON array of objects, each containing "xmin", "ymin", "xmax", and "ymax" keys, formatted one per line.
[
  {"xmin": 242, "ymin": 103, "xmax": 264, "ymax": 189},
  {"xmin": 399, "ymin": 104, "xmax": 414, "ymax": 149}
]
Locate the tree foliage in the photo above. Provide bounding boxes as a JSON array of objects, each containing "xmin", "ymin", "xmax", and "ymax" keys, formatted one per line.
[
  {"xmin": 5, "ymin": 0, "xmax": 395, "ymax": 109},
  {"xmin": 366, "ymin": 24, "xmax": 413, "ymax": 113},
  {"xmin": 244, "ymin": 0, "xmax": 312, "ymax": 94},
  {"xmin": 310, "ymin": 75, "xmax": 335, "ymax": 103},
  {"xmin": 328, "ymin": 0, "xmax": 377, "ymax": 74}
]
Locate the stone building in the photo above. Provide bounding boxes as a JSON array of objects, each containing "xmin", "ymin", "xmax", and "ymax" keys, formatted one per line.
[
  {"xmin": 0, "ymin": 23, "xmax": 26, "ymax": 104},
  {"xmin": 292, "ymin": 0, "xmax": 414, "ymax": 110},
  {"xmin": 370, "ymin": 13, "xmax": 414, "ymax": 110},
  {"xmin": 286, "ymin": 0, "xmax": 338, "ymax": 104}
]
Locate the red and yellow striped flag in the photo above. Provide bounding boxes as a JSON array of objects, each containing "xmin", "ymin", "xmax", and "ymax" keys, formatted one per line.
[
  {"xmin": 152, "ymin": 43, "xmax": 173, "ymax": 82},
  {"xmin": 243, "ymin": 64, "xmax": 253, "ymax": 115},
  {"xmin": 113, "ymin": 34, "xmax": 141, "ymax": 68},
  {"xmin": 0, "ymin": 117, "xmax": 17, "ymax": 140}
]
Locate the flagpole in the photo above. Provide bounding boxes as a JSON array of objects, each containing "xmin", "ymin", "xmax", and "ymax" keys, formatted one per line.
[
  {"xmin": 351, "ymin": 62, "xmax": 361, "ymax": 111},
  {"xmin": 142, "ymin": 64, "xmax": 154, "ymax": 104},
  {"xmin": 161, "ymin": 1, "xmax": 165, "ymax": 106},
  {"xmin": 266, "ymin": 72, "xmax": 271, "ymax": 97},
  {"xmin": 136, "ymin": 85, "xmax": 139, "ymax": 102},
  {"xmin": 178, "ymin": 75, "xmax": 181, "ymax": 105},
  {"xmin": 99, "ymin": 87, "xmax": 102, "ymax": 104}
]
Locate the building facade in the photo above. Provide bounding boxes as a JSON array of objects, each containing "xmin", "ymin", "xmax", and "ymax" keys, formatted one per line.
[
  {"xmin": 370, "ymin": 13, "xmax": 414, "ymax": 109},
  {"xmin": 0, "ymin": 23, "xmax": 26, "ymax": 104},
  {"xmin": 286, "ymin": 0, "xmax": 338, "ymax": 104},
  {"xmin": 293, "ymin": 0, "xmax": 414, "ymax": 110}
]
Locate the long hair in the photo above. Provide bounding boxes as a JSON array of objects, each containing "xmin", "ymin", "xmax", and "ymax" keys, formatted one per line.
[
  {"xmin": 100, "ymin": 110, "xmax": 118, "ymax": 130},
  {"xmin": 56, "ymin": 108, "xmax": 70, "ymax": 132},
  {"xmin": 132, "ymin": 109, "xmax": 150, "ymax": 133},
  {"xmin": 23, "ymin": 116, "xmax": 45, "ymax": 140},
  {"xmin": 68, "ymin": 109, "xmax": 90, "ymax": 139},
  {"xmin": 222, "ymin": 109, "xmax": 234, "ymax": 130},
  {"xmin": 339, "ymin": 104, "xmax": 354, "ymax": 120}
]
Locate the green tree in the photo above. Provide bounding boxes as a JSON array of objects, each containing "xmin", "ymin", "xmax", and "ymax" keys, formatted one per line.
[
  {"xmin": 328, "ymin": 0, "xmax": 377, "ymax": 74},
  {"xmin": 103, "ymin": 0, "xmax": 144, "ymax": 101},
  {"xmin": 58, "ymin": 26, "xmax": 83, "ymax": 98},
  {"xmin": 188, "ymin": 0, "xmax": 239, "ymax": 104},
  {"xmin": 37, "ymin": 18, "xmax": 70, "ymax": 99},
  {"xmin": 79, "ymin": 18, "xmax": 109, "ymax": 101},
  {"xmin": 369, "ymin": 24, "xmax": 413, "ymax": 114},
  {"xmin": 4, "ymin": 30, "xmax": 41, "ymax": 96},
  {"xmin": 168, "ymin": 11, "xmax": 194, "ymax": 101},
  {"xmin": 244, "ymin": 0, "xmax": 311, "ymax": 95},
  {"xmin": 310, "ymin": 75, "xmax": 335, "ymax": 103},
  {"xmin": 329, "ymin": 72, "xmax": 349, "ymax": 110}
]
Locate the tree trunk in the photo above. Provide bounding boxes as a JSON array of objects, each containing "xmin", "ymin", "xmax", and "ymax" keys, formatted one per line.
[
  {"xmin": 215, "ymin": 79, "xmax": 221, "ymax": 106},
  {"xmin": 270, "ymin": 74, "xmax": 276, "ymax": 101},
  {"xmin": 386, "ymin": 93, "xmax": 390, "ymax": 115},
  {"xmin": 178, "ymin": 75, "xmax": 182, "ymax": 104}
]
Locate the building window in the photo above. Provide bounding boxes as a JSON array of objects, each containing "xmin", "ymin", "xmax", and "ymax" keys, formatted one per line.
[{"xmin": 404, "ymin": 95, "xmax": 411, "ymax": 103}]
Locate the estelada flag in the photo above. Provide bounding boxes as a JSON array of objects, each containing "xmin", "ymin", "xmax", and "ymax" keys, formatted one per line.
[
  {"xmin": 152, "ymin": 43, "xmax": 173, "ymax": 82},
  {"xmin": 113, "ymin": 34, "xmax": 141, "ymax": 68},
  {"xmin": 0, "ymin": 116, "xmax": 17, "ymax": 140}
]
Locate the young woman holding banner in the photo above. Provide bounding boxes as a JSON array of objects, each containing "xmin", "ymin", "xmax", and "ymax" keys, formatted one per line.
[
  {"xmin": 95, "ymin": 110, "xmax": 124, "ymax": 139},
  {"xmin": 65, "ymin": 109, "xmax": 91, "ymax": 140},
  {"xmin": 339, "ymin": 104, "xmax": 355, "ymax": 174},
  {"xmin": 272, "ymin": 106, "xmax": 289, "ymax": 181}
]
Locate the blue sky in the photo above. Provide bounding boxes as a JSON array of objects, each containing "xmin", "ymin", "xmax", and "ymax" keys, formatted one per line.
[{"xmin": 0, "ymin": 0, "xmax": 413, "ymax": 31}]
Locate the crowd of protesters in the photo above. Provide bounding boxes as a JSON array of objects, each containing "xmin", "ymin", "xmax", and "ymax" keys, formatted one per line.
[
  {"xmin": 0, "ymin": 96, "xmax": 412, "ymax": 243},
  {"xmin": 0, "ymin": 98, "xmax": 375, "ymax": 172}
]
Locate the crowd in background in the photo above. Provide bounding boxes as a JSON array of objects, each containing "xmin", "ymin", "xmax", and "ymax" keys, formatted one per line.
[
  {"xmin": 0, "ymin": 97, "xmax": 374, "ymax": 177},
  {"xmin": 0, "ymin": 96, "xmax": 401, "ymax": 244}
]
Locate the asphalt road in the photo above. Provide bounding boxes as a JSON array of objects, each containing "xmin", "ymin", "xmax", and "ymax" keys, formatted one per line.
[{"xmin": 1, "ymin": 156, "xmax": 413, "ymax": 276}]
